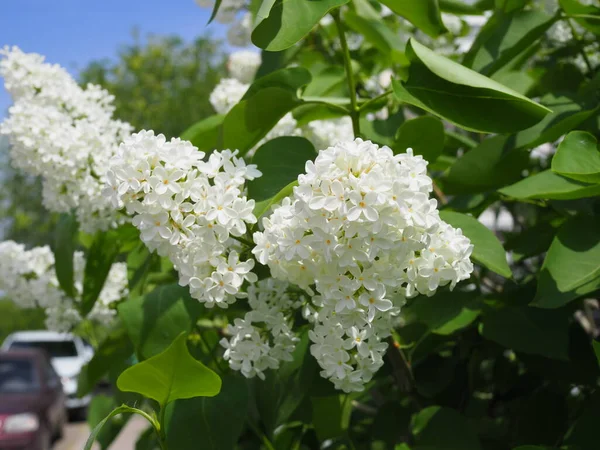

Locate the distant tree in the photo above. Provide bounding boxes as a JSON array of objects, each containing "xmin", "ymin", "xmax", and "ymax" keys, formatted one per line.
[{"xmin": 80, "ymin": 33, "xmax": 227, "ymax": 138}]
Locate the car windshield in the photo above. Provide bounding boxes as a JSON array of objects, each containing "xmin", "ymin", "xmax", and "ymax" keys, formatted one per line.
[
  {"xmin": 10, "ymin": 340, "xmax": 78, "ymax": 358},
  {"xmin": 0, "ymin": 358, "xmax": 40, "ymax": 393}
]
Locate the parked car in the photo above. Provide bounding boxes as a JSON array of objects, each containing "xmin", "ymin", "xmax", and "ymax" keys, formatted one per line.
[
  {"xmin": 1, "ymin": 331, "xmax": 93, "ymax": 412},
  {"xmin": 0, "ymin": 349, "xmax": 67, "ymax": 450}
]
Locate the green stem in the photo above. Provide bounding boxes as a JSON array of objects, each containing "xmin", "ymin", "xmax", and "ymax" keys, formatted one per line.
[
  {"xmin": 302, "ymin": 98, "xmax": 351, "ymax": 114},
  {"xmin": 332, "ymin": 11, "xmax": 361, "ymax": 138},
  {"xmin": 157, "ymin": 405, "xmax": 168, "ymax": 450},
  {"xmin": 358, "ymin": 90, "xmax": 392, "ymax": 112},
  {"xmin": 565, "ymin": 13, "xmax": 600, "ymax": 21},
  {"xmin": 565, "ymin": 18, "xmax": 594, "ymax": 74},
  {"xmin": 231, "ymin": 234, "xmax": 254, "ymax": 247}
]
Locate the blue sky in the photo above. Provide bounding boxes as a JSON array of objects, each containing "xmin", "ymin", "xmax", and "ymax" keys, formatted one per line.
[{"xmin": 0, "ymin": 0, "xmax": 227, "ymax": 116}]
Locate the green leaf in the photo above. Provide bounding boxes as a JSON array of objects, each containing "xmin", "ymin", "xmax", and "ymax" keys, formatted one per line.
[
  {"xmin": 80, "ymin": 230, "xmax": 122, "ymax": 316},
  {"xmin": 254, "ymin": 330, "xmax": 317, "ymax": 435},
  {"xmin": 252, "ymin": 0, "xmax": 350, "ymax": 51},
  {"xmin": 87, "ymin": 395, "xmax": 131, "ymax": 450},
  {"xmin": 559, "ymin": 0, "xmax": 600, "ymax": 35},
  {"xmin": 311, "ymin": 394, "xmax": 353, "ymax": 441},
  {"xmin": 393, "ymin": 39, "xmax": 551, "ymax": 133},
  {"xmin": 379, "ymin": 0, "xmax": 447, "ymax": 37},
  {"xmin": 412, "ymin": 406, "xmax": 482, "ymax": 450},
  {"xmin": 179, "ymin": 114, "xmax": 224, "ymax": 152},
  {"xmin": 444, "ymin": 136, "xmax": 529, "ymax": 194},
  {"xmin": 54, "ymin": 213, "xmax": 78, "ymax": 298},
  {"xmin": 440, "ymin": 211, "xmax": 512, "ymax": 278},
  {"xmin": 360, "ymin": 110, "xmax": 406, "ymax": 148},
  {"xmin": 498, "ymin": 170, "xmax": 600, "ymax": 200},
  {"xmin": 243, "ymin": 66, "xmax": 311, "ymax": 99},
  {"xmin": 118, "ymin": 284, "xmax": 204, "ymax": 359},
  {"xmin": 512, "ymin": 94, "xmax": 599, "ymax": 150},
  {"xmin": 165, "ymin": 375, "xmax": 248, "ymax": 450},
  {"xmin": 222, "ymin": 68, "xmax": 311, "ymax": 154},
  {"xmin": 403, "ymin": 290, "xmax": 481, "ymax": 335},
  {"xmin": 593, "ymin": 340, "xmax": 600, "ymax": 368},
  {"xmin": 552, "ymin": 131, "xmax": 600, "ymax": 184},
  {"xmin": 207, "ymin": 0, "xmax": 223, "ymax": 24},
  {"xmin": 491, "ymin": 71, "xmax": 536, "ymax": 95},
  {"xmin": 248, "ymin": 136, "xmax": 316, "ymax": 203},
  {"xmin": 393, "ymin": 116, "xmax": 445, "ymax": 163},
  {"xmin": 463, "ymin": 9, "xmax": 555, "ymax": 76},
  {"xmin": 117, "ymin": 333, "xmax": 221, "ymax": 407},
  {"xmin": 344, "ymin": 0, "xmax": 404, "ymax": 56},
  {"xmin": 534, "ymin": 216, "xmax": 600, "ymax": 308},
  {"xmin": 78, "ymin": 327, "xmax": 134, "ymax": 397},
  {"xmin": 481, "ymin": 306, "xmax": 570, "ymax": 360},
  {"xmin": 253, "ymin": 180, "xmax": 298, "ymax": 219},
  {"xmin": 302, "ymin": 66, "xmax": 347, "ymax": 97},
  {"xmin": 564, "ymin": 392, "xmax": 600, "ymax": 447}
]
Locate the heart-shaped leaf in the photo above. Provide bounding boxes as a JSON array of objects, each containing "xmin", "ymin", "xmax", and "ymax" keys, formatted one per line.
[
  {"xmin": 117, "ymin": 333, "xmax": 221, "ymax": 407},
  {"xmin": 379, "ymin": 0, "xmax": 447, "ymax": 37}
]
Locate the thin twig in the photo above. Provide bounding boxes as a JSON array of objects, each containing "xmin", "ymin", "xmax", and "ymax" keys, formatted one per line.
[{"xmin": 432, "ymin": 180, "xmax": 448, "ymax": 205}]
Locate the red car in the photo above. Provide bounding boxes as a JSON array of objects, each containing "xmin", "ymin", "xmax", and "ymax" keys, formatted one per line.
[{"xmin": 0, "ymin": 350, "xmax": 67, "ymax": 450}]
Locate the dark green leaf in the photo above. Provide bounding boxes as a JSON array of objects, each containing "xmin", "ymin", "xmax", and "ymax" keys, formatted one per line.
[
  {"xmin": 593, "ymin": 340, "xmax": 600, "ymax": 368},
  {"xmin": 345, "ymin": 0, "xmax": 404, "ymax": 56},
  {"xmin": 54, "ymin": 213, "xmax": 78, "ymax": 298},
  {"xmin": 412, "ymin": 406, "xmax": 482, "ymax": 450},
  {"xmin": 165, "ymin": 375, "xmax": 248, "ymax": 450},
  {"xmin": 445, "ymin": 136, "xmax": 529, "ymax": 194},
  {"xmin": 118, "ymin": 284, "xmax": 204, "ymax": 359},
  {"xmin": 512, "ymin": 94, "xmax": 599, "ymax": 150},
  {"xmin": 80, "ymin": 231, "xmax": 121, "ymax": 316},
  {"xmin": 514, "ymin": 389, "xmax": 568, "ymax": 446},
  {"xmin": 534, "ymin": 216, "xmax": 600, "ymax": 308},
  {"xmin": 440, "ymin": 211, "xmax": 512, "ymax": 278},
  {"xmin": 207, "ymin": 0, "xmax": 223, "ymax": 24},
  {"xmin": 393, "ymin": 39, "xmax": 551, "ymax": 133},
  {"xmin": 481, "ymin": 306, "xmax": 570, "ymax": 360},
  {"xmin": 254, "ymin": 331, "xmax": 317, "ymax": 435},
  {"xmin": 552, "ymin": 131, "xmax": 600, "ymax": 183},
  {"xmin": 222, "ymin": 68, "xmax": 312, "ymax": 154},
  {"xmin": 311, "ymin": 394, "xmax": 353, "ymax": 441},
  {"xmin": 179, "ymin": 114, "xmax": 224, "ymax": 152},
  {"xmin": 359, "ymin": 110, "xmax": 406, "ymax": 148},
  {"xmin": 253, "ymin": 180, "xmax": 298, "ymax": 219},
  {"xmin": 117, "ymin": 333, "xmax": 221, "ymax": 406},
  {"xmin": 87, "ymin": 395, "xmax": 130, "ymax": 450},
  {"xmin": 252, "ymin": 0, "xmax": 350, "ymax": 51},
  {"xmin": 498, "ymin": 170, "xmax": 600, "ymax": 200},
  {"xmin": 248, "ymin": 136, "xmax": 316, "ymax": 203},
  {"xmin": 403, "ymin": 290, "xmax": 481, "ymax": 335},
  {"xmin": 559, "ymin": 0, "xmax": 600, "ymax": 35},
  {"xmin": 379, "ymin": 0, "xmax": 447, "ymax": 37},
  {"xmin": 564, "ymin": 392, "xmax": 600, "ymax": 447},
  {"xmin": 78, "ymin": 327, "xmax": 134, "ymax": 397},
  {"xmin": 393, "ymin": 116, "xmax": 445, "ymax": 163},
  {"xmin": 505, "ymin": 221, "xmax": 559, "ymax": 262},
  {"xmin": 463, "ymin": 10, "xmax": 555, "ymax": 76}
]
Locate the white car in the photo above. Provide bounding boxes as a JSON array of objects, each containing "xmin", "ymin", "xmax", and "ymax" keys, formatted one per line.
[{"xmin": 1, "ymin": 331, "xmax": 94, "ymax": 411}]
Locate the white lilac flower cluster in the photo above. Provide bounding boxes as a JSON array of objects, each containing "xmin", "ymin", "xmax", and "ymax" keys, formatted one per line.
[
  {"xmin": 0, "ymin": 241, "xmax": 128, "ymax": 332},
  {"xmin": 104, "ymin": 130, "xmax": 261, "ymax": 308},
  {"xmin": 302, "ymin": 117, "xmax": 355, "ymax": 151},
  {"xmin": 227, "ymin": 50, "xmax": 261, "ymax": 84},
  {"xmin": 252, "ymin": 139, "xmax": 474, "ymax": 391},
  {"xmin": 0, "ymin": 46, "xmax": 132, "ymax": 233},
  {"xmin": 195, "ymin": 0, "xmax": 253, "ymax": 47},
  {"xmin": 220, "ymin": 278, "xmax": 303, "ymax": 379}
]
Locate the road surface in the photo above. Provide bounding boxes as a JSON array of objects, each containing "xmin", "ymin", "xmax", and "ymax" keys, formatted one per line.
[{"xmin": 53, "ymin": 415, "xmax": 147, "ymax": 450}]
